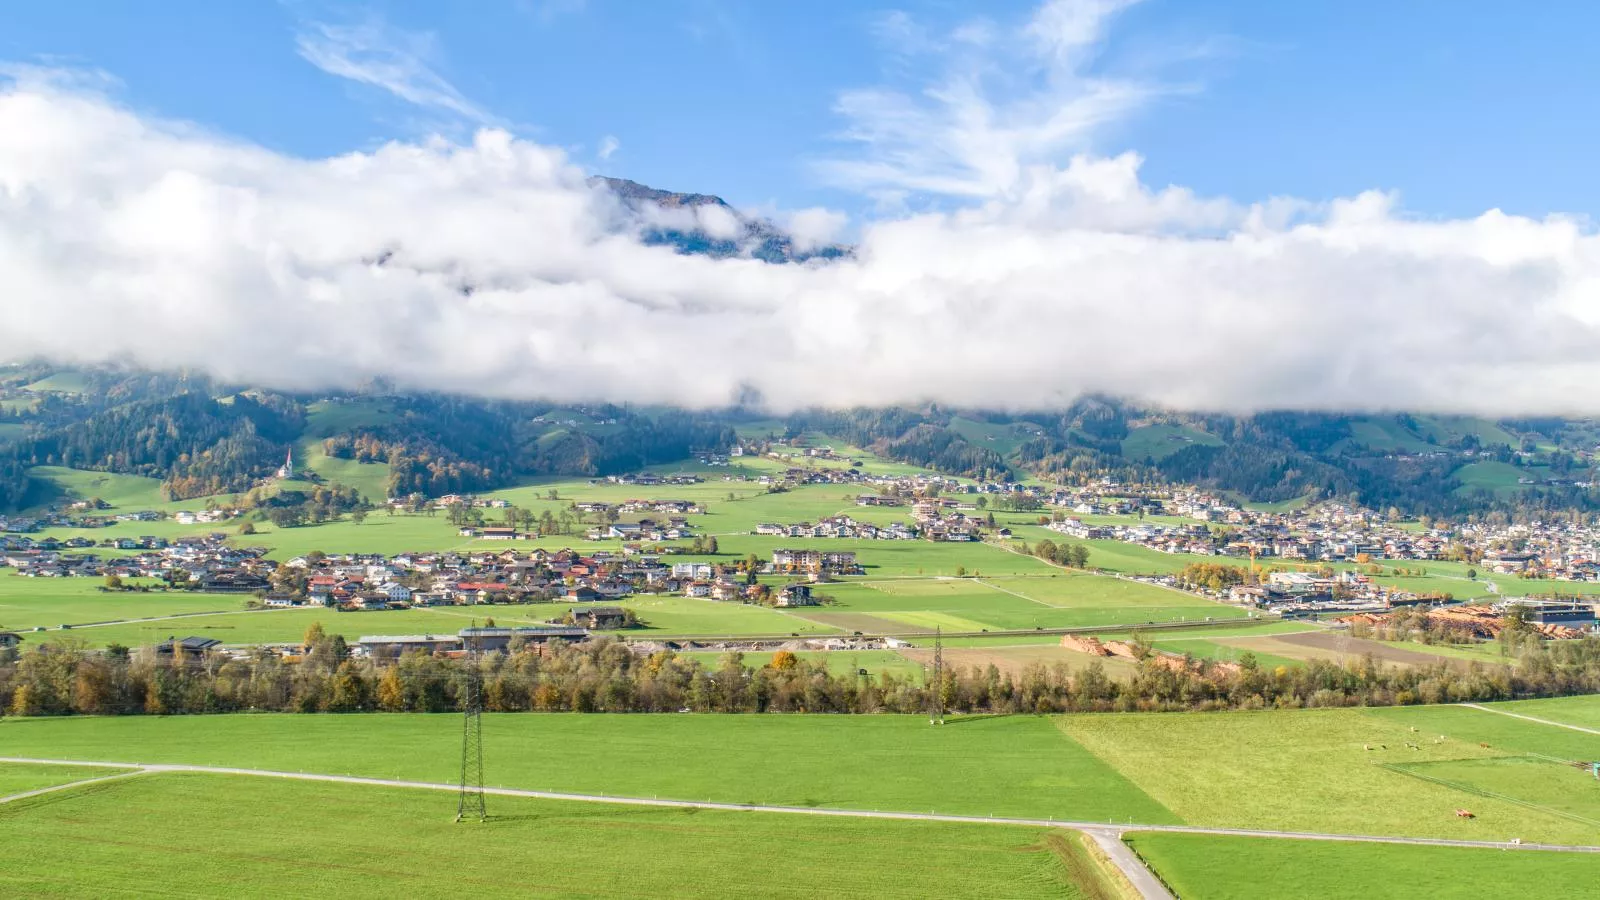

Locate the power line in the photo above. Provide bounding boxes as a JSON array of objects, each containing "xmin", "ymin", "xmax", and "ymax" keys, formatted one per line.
[{"xmin": 930, "ymin": 626, "xmax": 945, "ymax": 726}]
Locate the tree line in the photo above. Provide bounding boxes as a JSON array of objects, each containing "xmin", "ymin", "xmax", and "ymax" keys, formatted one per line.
[{"xmin": 10, "ymin": 627, "xmax": 1598, "ymax": 717}]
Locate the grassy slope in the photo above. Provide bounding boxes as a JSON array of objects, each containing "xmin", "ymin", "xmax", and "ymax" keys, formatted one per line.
[
  {"xmin": 26, "ymin": 465, "xmax": 170, "ymax": 510},
  {"xmin": 1, "ymin": 772, "xmax": 1093, "ymax": 900},
  {"xmin": 0, "ymin": 714, "xmax": 1178, "ymax": 825},
  {"xmin": 23, "ymin": 371, "xmax": 90, "ymax": 394},
  {"xmin": 1120, "ymin": 424, "xmax": 1221, "ymax": 462},
  {"xmin": 1127, "ymin": 833, "xmax": 1597, "ymax": 900},
  {"xmin": 295, "ymin": 398, "xmax": 399, "ymax": 502},
  {"xmin": 1454, "ymin": 460, "xmax": 1538, "ymax": 495}
]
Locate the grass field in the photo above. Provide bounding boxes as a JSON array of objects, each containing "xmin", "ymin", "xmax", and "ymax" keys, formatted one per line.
[
  {"xmin": 1126, "ymin": 832, "xmax": 1598, "ymax": 899},
  {"xmin": 0, "ymin": 714, "xmax": 1179, "ymax": 825},
  {"xmin": 0, "ymin": 762, "xmax": 135, "ymax": 797},
  {"xmin": 0, "ymin": 571, "xmax": 245, "ymax": 634},
  {"xmin": 1384, "ymin": 755, "xmax": 1600, "ymax": 826},
  {"xmin": 58, "ymin": 595, "xmax": 843, "ymax": 647},
  {"xmin": 1063, "ymin": 706, "xmax": 1600, "ymax": 844},
  {"xmin": 26, "ymin": 465, "xmax": 171, "ymax": 511},
  {"xmin": 22, "ymin": 370, "xmax": 90, "ymax": 394},
  {"xmin": 1364, "ymin": 702, "xmax": 1600, "ymax": 762},
  {"xmin": 1495, "ymin": 694, "xmax": 1600, "ymax": 729},
  {"xmin": 1341, "ymin": 418, "xmax": 1435, "ymax": 454},
  {"xmin": 1120, "ymin": 424, "xmax": 1222, "ymax": 462},
  {"xmin": 817, "ymin": 574, "xmax": 1242, "ymax": 633},
  {"xmin": 0, "ymin": 771, "xmax": 1103, "ymax": 899},
  {"xmin": 1148, "ymin": 637, "xmax": 1302, "ymax": 671}
]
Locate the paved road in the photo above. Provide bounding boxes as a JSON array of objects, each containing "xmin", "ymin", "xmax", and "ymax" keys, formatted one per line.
[
  {"xmin": 1462, "ymin": 703, "xmax": 1600, "ymax": 736},
  {"xmin": 6, "ymin": 754, "xmax": 1600, "ymax": 899},
  {"xmin": 1082, "ymin": 828, "xmax": 1175, "ymax": 899}
]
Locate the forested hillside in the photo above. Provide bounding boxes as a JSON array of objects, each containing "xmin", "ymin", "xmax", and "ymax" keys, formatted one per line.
[{"xmin": 2, "ymin": 364, "xmax": 1597, "ymax": 517}]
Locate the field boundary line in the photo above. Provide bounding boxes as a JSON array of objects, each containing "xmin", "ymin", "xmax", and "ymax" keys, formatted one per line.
[
  {"xmin": 1, "ymin": 756, "xmax": 1598, "ymax": 854},
  {"xmin": 0, "ymin": 768, "xmax": 149, "ymax": 806},
  {"xmin": 1378, "ymin": 761, "xmax": 1600, "ymax": 829},
  {"xmin": 972, "ymin": 578, "xmax": 1054, "ymax": 607},
  {"xmin": 1461, "ymin": 703, "xmax": 1600, "ymax": 736}
]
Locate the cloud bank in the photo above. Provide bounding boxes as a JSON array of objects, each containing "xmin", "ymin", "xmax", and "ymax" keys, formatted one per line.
[{"xmin": 3, "ymin": 2, "xmax": 1600, "ymax": 416}]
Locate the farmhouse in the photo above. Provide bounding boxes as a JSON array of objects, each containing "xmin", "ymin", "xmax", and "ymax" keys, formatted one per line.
[
  {"xmin": 0, "ymin": 631, "xmax": 22, "ymax": 650},
  {"xmin": 775, "ymin": 584, "xmax": 817, "ymax": 607},
  {"xmin": 567, "ymin": 606, "xmax": 630, "ymax": 629}
]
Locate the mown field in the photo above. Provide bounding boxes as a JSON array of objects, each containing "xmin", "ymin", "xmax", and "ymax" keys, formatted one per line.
[
  {"xmin": 6, "ymin": 701, "xmax": 1600, "ymax": 896},
  {"xmin": 0, "ymin": 572, "xmax": 245, "ymax": 635},
  {"xmin": 7, "ymin": 698, "xmax": 1600, "ymax": 847},
  {"xmin": 1064, "ymin": 700, "xmax": 1600, "ymax": 845},
  {"xmin": 1126, "ymin": 832, "xmax": 1598, "ymax": 899},
  {"xmin": 0, "ymin": 762, "xmax": 134, "ymax": 797},
  {"xmin": 0, "ymin": 714, "xmax": 1178, "ymax": 825},
  {"xmin": 0, "ymin": 771, "xmax": 1103, "ymax": 899}
]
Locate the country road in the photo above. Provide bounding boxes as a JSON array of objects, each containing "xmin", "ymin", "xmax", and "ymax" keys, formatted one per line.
[{"xmin": 5, "ymin": 756, "xmax": 1599, "ymax": 899}]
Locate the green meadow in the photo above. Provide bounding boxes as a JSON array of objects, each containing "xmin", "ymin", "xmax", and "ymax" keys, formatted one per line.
[
  {"xmin": 0, "ymin": 572, "xmax": 244, "ymax": 634},
  {"xmin": 1495, "ymin": 694, "xmax": 1600, "ymax": 730},
  {"xmin": 0, "ymin": 762, "xmax": 135, "ymax": 796},
  {"xmin": 1063, "ymin": 704, "xmax": 1600, "ymax": 845},
  {"xmin": 1126, "ymin": 833, "xmax": 1598, "ymax": 900},
  {"xmin": 0, "ymin": 714, "xmax": 1177, "ymax": 825},
  {"xmin": 6, "ymin": 700, "xmax": 1599, "ymax": 846},
  {"xmin": 0, "ymin": 771, "xmax": 1100, "ymax": 899},
  {"xmin": 1120, "ymin": 424, "xmax": 1222, "ymax": 461}
]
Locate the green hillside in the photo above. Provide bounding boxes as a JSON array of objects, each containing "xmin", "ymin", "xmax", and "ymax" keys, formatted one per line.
[{"xmin": 1122, "ymin": 424, "xmax": 1222, "ymax": 461}]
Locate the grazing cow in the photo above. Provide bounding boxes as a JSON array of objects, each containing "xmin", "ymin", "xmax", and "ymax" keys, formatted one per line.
[
  {"xmin": 1480, "ymin": 742, "xmax": 1491, "ymax": 749},
  {"xmin": 1456, "ymin": 809, "xmax": 1475, "ymax": 819}
]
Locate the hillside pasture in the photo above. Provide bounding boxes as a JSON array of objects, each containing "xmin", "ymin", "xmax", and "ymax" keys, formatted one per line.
[
  {"xmin": 27, "ymin": 465, "xmax": 170, "ymax": 510},
  {"xmin": 1120, "ymin": 424, "xmax": 1221, "ymax": 462}
]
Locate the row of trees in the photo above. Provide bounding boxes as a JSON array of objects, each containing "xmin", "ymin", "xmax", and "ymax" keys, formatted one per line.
[
  {"xmin": 1025, "ymin": 538, "xmax": 1091, "ymax": 569},
  {"xmin": 16, "ymin": 628, "xmax": 1597, "ymax": 718}
]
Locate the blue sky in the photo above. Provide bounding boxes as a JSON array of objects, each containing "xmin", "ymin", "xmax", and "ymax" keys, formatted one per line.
[{"xmin": 4, "ymin": 0, "xmax": 1597, "ymax": 219}]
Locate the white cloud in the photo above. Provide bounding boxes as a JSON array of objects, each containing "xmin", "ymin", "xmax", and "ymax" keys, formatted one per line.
[
  {"xmin": 819, "ymin": 0, "xmax": 1158, "ymax": 202},
  {"xmin": 3, "ymin": 2, "xmax": 1600, "ymax": 417},
  {"xmin": 784, "ymin": 207, "xmax": 850, "ymax": 251},
  {"xmin": 296, "ymin": 18, "xmax": 498, "ymax": 125},
  {"xmin": 597, "ymin": 134, "xmax": 620, "ymax": 160}
]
